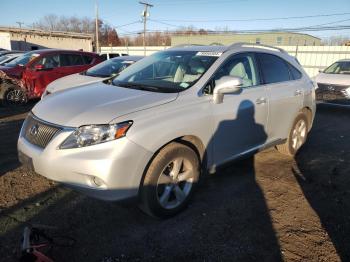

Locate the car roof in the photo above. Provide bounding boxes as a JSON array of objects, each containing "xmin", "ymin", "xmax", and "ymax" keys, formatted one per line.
[
  {"xmin": 110, "ymin": 55, "xmax": 144, "ymax": 61},
  {"xmin": 0, "ymin": 50, "xmax": 24, "ymax": 55},
  {"xmin": 25, "ymin": 49, "xmax": 98, "ymax": 56},
  {"xmin": 337, "ymin": 59, "xmax": 350, "ymax": 62}
]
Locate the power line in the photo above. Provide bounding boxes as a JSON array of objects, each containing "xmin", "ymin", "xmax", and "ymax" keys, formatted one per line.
[
  {"xmin": 118, "ymin": 25, "xmax": 350, "ymax": 37},
  {"xmin": 154, "ymin": 12, "xmax": 350, "ymax": 23},
  {"xmin": 115, "ymin": 20, "xmax": 141, "ymax": 28}
]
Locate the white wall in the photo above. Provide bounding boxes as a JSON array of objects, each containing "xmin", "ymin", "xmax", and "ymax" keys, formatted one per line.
[
  {"xmin": 101, "ymin": 45, "xmax": 350, "ymax": 77},
  {"xmin": 0, "ymin": 32, "xmax": 11, "ymax": 50}
]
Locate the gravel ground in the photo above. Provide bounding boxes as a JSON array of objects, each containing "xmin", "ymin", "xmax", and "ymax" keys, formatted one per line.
[{"xmin": 0, "ymin": 103, "xmax": 349, "ymax": 262}]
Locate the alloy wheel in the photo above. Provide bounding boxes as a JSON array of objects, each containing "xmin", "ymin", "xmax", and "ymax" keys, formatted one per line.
[{"xmin": 156, "ymin": 157, "xmax": 195, "ymax": 210}]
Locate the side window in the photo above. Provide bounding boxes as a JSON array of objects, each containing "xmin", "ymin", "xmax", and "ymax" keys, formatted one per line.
[
  {"xmin": 60, "ymin": 54, "xmax": 84, "ymax": 67},
  {"xmin": 257, "ymin": 53, "xmax": 291, "ymax": 84},
  {"xmin": 213, "ymin": 53, "xmax": 259, "ymax": 88},
  {"xmin": 82, "ymin": 55, "xmax": 93, "ymax": 64},
  {"xmin": 288, "ymin": 64, "xmax": 302, "ymax": 80},
  {"xmin": 34, "ymin": 54, "xmax": 60, "ymax": 69}
]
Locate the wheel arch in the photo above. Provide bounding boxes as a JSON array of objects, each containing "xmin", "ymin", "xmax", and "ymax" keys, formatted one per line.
[
  {"xmin": 301, "ymin": 106, "xmax": 313, "ymax": 131},
  {"xmin": 138, "ymin": 134, "xmax": 207, "ymax": 191}
]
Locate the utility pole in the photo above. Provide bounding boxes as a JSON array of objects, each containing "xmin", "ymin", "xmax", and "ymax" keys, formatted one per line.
[
  {"xmin": 95, "ymin": 0, "xmax": 100, "ymax": 53},
  {"xmin": 16, "ymin": 21, "xmax": 24, "ymax": 29},
  {"xmin": 139, "ymin": 1, "xmax": 153, "ymax": 55}
]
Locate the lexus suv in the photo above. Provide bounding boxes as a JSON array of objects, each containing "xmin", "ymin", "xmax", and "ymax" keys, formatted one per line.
[{"xmin": 18, "ymin": 43, "xmax": 315, "ymax": 218}]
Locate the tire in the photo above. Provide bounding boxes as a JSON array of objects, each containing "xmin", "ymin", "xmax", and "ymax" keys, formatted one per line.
[
  {"xmin": 276, "ymin": 112, "xmax": 309, "ymax": 156},
  {"xmin": 0, "ymin": 85, "xmax": 28, "ymax": 107},
  {"xmin": 139, "ymin": 142, "xmax": 200, "ymax": 218}
]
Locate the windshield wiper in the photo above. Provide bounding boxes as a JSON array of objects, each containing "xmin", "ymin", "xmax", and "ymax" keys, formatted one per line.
[{"xmin": 114, "ymin": 82, "xmax": 160, "ymax": 92}]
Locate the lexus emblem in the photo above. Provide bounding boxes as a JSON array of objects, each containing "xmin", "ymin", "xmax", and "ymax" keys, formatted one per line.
[
  {"xmin": 29, "ymin": 124, "xmax": 39, "ymax": 136},
  {"xmin": 328, "ymin": 86, "xmax": 335, "ymax": 91}
]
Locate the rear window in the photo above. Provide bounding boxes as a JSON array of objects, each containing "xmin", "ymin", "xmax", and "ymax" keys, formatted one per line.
[{"xmin": 257, "ymin": 53, "xmax": 291, "ymax": 84}]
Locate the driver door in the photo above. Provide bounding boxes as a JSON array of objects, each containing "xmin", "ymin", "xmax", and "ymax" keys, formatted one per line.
[{"xmin": 210, "ymin": 52, "xmax": 269, "ymax": 165}]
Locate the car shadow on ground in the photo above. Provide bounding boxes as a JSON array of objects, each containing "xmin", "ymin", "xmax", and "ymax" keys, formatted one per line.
[
  {"xmin": 0, "ymin": 119, "xmax": 26, "ymax": 177},
  {"xmin": 0, "ymin": 99, "xmax": 284, "ymax": 261},
  {"xmin": 0, "ymin": 100, "xmax": 37, "ymax": 120},
  {"xmin": 293, "ymin": 104, "xmax": 350, "ymax": 261}
]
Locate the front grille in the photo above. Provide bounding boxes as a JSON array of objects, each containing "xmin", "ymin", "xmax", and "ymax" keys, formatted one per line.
[
  {"xmin": 23, "ymin": 114, "xmax": 62, "ymax": 148},
  {"xmin": 316, "ymin": 83, "xmax": 350, "ymax": 102}
]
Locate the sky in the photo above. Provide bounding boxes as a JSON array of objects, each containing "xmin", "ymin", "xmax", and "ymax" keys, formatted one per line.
[{"xmin": 1, "ymin": 0, "xmax": 350, "ymax": 39}]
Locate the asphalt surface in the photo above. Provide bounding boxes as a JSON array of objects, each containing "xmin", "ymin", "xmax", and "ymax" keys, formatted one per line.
[{"xmin": 0, "ymin": 103, "xmax": 349, "ymax": 262}]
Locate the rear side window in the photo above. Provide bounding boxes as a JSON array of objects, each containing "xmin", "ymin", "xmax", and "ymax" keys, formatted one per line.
[
  {"xmin": 257, "ymin": 53, "xmax": 291, "ymax": 84},
  {"xmin": 60, "ymin": 54, "xmax": 84, "ymax": 66},
  {"xmin": 288, "ymin": 64, "xmax": 302, "ymax": 80},
  {"xmin": 82, "ymin": 55, "xmax": 93, "ymax": 64}
]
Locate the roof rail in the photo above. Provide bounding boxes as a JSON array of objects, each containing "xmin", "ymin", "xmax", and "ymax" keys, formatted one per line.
[
  {"xmin": 169, "ymin": 44, "xmax": 203, "ymax": 49},
  {"xmin": 226, "ymin": 42, "xmax": 288, "ymax": 54}
]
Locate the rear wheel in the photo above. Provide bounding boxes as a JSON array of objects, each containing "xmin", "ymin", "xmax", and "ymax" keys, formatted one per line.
[
  {"xmin": 276, "ymin": 112, "xmax": 308, "ymax": 156},
  {"xmin": 139, "ymin": 142, "xmax": 200, "ymax": 218}
]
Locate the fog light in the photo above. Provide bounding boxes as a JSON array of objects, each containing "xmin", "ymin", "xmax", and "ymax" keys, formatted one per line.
[{"xmin": 92, "ymin": 176, "xmax": 104, "ymax": 187}]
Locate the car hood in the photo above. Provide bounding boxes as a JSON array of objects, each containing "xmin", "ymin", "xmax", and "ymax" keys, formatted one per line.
[
  {"xmin": 315, "ymin": 73, "xmax": 350, "ymax": 86},
  {"xmin": 46, "ymin": 73, "xmax": 106, "ymax": 93},
  {"xmin": 0, "ymin": 65, "xmax": 23, "ymax": 78},
  {"xmin": 32, "ymin": 82, "xmax": 178, "ymax": 127}
]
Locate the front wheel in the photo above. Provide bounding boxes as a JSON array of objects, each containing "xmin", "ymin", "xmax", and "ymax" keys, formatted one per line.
[
  {"xmin": 139, "ymin": 142, "xmax": 200, "ymax": 218},
  {"xmin": 1, "ymin": 86, "xmax": 28, "ymax": 107},
  {"xmin": 276, "ymin": 112, "xmax": 309, "ymax": 156}
]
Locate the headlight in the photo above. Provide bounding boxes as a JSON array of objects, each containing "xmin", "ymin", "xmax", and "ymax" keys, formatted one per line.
[{"xmin": 59, "ymin": 121, "xmax": 133, "ymax": 149}]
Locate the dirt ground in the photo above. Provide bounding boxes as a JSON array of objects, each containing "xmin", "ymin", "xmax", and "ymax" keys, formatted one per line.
[{"xmin": 0, "ymin": 103, "xmax": 349, "ymax": 262}]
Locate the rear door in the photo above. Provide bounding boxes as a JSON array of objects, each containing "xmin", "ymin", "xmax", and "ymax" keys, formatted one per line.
[
  {"xmin": 256, "ymin": 53, "xmax": 303, "ymax": 142},
  {"xmin": 57, "ymin": 53, "xmax": 89, "ymax": 77}
]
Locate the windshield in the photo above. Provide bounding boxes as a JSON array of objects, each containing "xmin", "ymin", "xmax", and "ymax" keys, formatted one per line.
[
  {"xmin": 85, "ymin": 59, "xmax": 135, "ymax": 78},
  {"xmin": 324, "ymin": 61, "xmax": 350, "ymax": 74},
  {"xmin": 112, "ymin": 51, "xmax": 219, "ymax": 92},
  {"xmin": 6, "ymin": 52, "xmax": 39, "ymax": 67}
]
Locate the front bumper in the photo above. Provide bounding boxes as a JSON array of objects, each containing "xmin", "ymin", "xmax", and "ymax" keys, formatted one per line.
[
  {"xmin": 316, "ymin": 83, "xmax": 350, "ymax": 105},
  {"xmin": 17, "ymin": 128, "xmax": 153, "ymax": 201}
]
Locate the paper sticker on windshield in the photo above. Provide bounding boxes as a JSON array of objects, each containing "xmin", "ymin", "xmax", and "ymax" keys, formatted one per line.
[
  {"xmin": 196, "ymin": 51, "xmax": 222, "ymax": 57},
  {"xmin": 180, "ymin": 82, "xmax": 190, "ymax": 88}
]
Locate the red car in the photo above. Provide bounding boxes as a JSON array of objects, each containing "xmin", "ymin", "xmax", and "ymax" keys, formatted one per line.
[{"xmin": 0, "ymin": 49, "xmax": 103, "ymax": 105}]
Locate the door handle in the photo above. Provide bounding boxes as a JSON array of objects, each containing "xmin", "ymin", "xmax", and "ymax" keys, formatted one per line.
[
  {"xmin": 256, "ymin": 97, "xmax": 267, "ymax": 105},
  {"xmin": 295, "ymin": 90, "xmax": 303, "ymax": 96}
]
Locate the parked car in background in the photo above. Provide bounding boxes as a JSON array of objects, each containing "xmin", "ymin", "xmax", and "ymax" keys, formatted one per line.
[
  {"xmin": 0, "ymin": 53, "xmax": 23, "ymax": 66},
  {"xmin": 0, "ymin": 50, "xmax": 23, "ymax": 57},
  {"xmin": 315, "ymin": 59, "xmax": 350, "ymax": 105},
  {"xmin": 99, "ymin": 52, "xmax": 129, "ymax": 60},
  {"xmin": 0, "ymin": 49, "xmax": 103, "ymax": 105},
  {"xmin": 42, "ymin": 56, "xmax": 143, "ymax": 98},
  {"xmin": 18, "ymin": 43, "xmax": 315, "ymax": 218}
]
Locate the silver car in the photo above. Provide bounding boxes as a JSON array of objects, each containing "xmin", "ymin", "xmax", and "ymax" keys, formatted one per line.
[
  {"xmin": 17, "ymin": 43, "xmax": 315, "ymax": 218},
  {"xmin": 315, "ymin": 59, "xmax": 350, "ymax": 105},
  {"xmin": 42, "ymin": 56, "xmax": 144, "ymax": 98}
]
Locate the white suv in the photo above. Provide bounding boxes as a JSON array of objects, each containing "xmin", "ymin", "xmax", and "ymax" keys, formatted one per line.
[{"xmin": 18, "ymin": 43, "xmax": 315, "ymax": 217}]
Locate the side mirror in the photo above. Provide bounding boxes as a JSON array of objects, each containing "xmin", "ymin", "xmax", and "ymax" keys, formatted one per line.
[
  {"xmin": 213, "ymin": 76, "xmax": 243, "ymax": 104},
  {"xmin": 318, "ymin": 69, "xmax": 324, "ymax": 73},
  {"xmin": 34, "ymin": 64, "xmax": 45, "ymax": 71}
]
